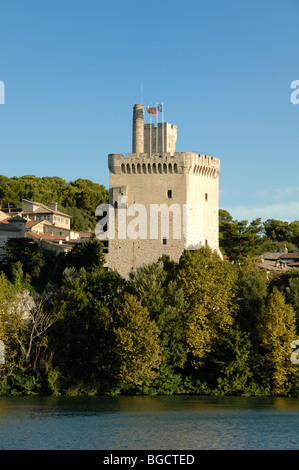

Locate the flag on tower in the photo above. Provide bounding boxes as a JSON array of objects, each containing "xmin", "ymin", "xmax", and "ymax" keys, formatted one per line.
[{"xmin": 146, "ymin": 106, "xmax": 157, "ymax": 115}]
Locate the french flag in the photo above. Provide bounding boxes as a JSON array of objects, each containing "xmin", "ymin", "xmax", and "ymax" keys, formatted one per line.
[{"xmin": 146, "ymin": 106, "xmax": 157, "ymax": 115}]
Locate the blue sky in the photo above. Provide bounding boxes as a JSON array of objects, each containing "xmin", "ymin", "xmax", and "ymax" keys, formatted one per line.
[{"xmin": 0, "ymin": 0, "xmax": 299, "ymax": 222}]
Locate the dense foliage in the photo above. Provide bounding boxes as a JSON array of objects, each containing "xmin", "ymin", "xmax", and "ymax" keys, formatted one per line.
[
  {"xmin": 1, "ymin": 236, "xmax": 299, "ymax": 397},
  {"xmin": 0, "ymin": 174, "xmax": 108, "ymax": 231},
  {"xmin": 1, "ymin": 175, "xmax": 299, "ymax": 397},
  {"xmin": 219, "ymin": 209, "xmax": 299, "ymax": 260}
]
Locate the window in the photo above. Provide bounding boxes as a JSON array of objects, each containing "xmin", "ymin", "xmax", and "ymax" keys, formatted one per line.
[
  {"xmin": 205, "ymin": 239, "xmax": 208, "ymax": 246},
  {"xmin": 205, "ymin": 193, "xmax": 208, "ymax": 201},
  {"xmin": 162, "ymin": 237, "xmax": 167, "ymax": 245},
  {"xmin": 167, "ymin": 190, "xmax": 172, "ymax": 199}
]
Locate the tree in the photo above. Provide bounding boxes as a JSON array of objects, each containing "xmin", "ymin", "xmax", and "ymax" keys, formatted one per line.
[
  {"xmin": 269, "ymin": 271, "xmax": 299, "ymax": 331},
  {"xmin": 128, "ymin": 260, "xmax": 189, "ymax": 372},
  {"xmin": 0, "ymin": 237, "xmax": 56, "ymax": 290},
  {"xmin": 219, "ymin": 210, "xmax": 264, "ymax": 259},
  {"xmin": 177, "ymin": 247, "xmax": 238, "ymax": 368},
  {"xmin": 214, "ymin": 326, "xmax": 254, "ymax": 395},
  {"xmin": 63, "ymin": 234, "xmax": 105, "ymax": 272},
  {"xmin": 263, "ymin": 219, "xmax": 290, "ymax": 242},
  {"xmin": 257, "ymin": 287, "xmax": 298, "ymax": 395},
  {"xmin": 237, "ymin": 275, "xmax": 268, "ymax": 346},
  {"xmin": 0, "ymin": 273, "xmax": 24, "ymax": 376},
  {"xmin": 49, "ymin": 265, "xmax": 124, "ymax": 393},
  {"xmin": 113, "ymin": 293, "xmax": 162, "ymax": 388},
  {"xmin": 17, "ymin": 294, "xmax": 62, "ymax": 373},
  {"xmin": 288, "ymin": 221, "xmax": 299, "ymax": 247}
]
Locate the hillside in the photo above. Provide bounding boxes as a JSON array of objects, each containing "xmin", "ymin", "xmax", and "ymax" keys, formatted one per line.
[{"xmin": 0, "ymin": 175, "xmax": 109, "ymax": 231}]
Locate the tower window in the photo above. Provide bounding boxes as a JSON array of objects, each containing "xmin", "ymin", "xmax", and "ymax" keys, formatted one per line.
[
  {"xmin": 205, "ymin": 193, "xmax": 208, "ymax": 201},
  {"xmin": 167, "ymin": 190, "xmax": 172, "ymax": 199},
  {"xmin": 162, "ymin": 237, "xmax": 167, "ymax": 245},
  {"xmin": 205, "ymin": 239, "xmax": 208, "ymax": 246}
]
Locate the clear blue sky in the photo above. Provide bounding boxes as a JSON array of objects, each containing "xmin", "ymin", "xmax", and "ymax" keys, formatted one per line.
[{"xmin": 0, "ymin": 0, "xmax": 299, "ymax": 222}]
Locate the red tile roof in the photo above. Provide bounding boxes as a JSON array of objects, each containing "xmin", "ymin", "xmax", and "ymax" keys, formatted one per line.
[
  {"xmin": 27, "ymin": 232, "xmax": 65, "ymax": 241},
  {"xmin": 280, "ymin": 253, "xmax": 299, "ymax": 260}
]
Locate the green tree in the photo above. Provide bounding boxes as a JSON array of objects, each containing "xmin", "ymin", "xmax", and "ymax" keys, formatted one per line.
[
  {"xmin": 128, "ymin": 260, "xmax": 189, "ymax": 376},
  {"xmin": 257, "ymin": 287, "xmax": 298, "ymax": 395},
  {"xmin": 263, "ymin": 219, "xmax": 290, "ymax": 242},
  {"xmin": 0, "ymin": 237, "xmax": 58, "ymax": 291},
  {"xmin": 177, "ymin": 247, "xmax": 238, "ymax": 368},
  {"xmin": 288, "ymin": 221, "xmax": 299, "ymax": 247},
  {"xmin": 269, "ymin": 271, "xmax": 299, "ymax": 331},
  {"xmin": 214, "ymin": 326, "xmax": 254, "ymax": 395},
  {"xmin": 219, "ymin": 210, "xmax": 263, "ymax": 259},
  {"xmin": 0, "ymin": 273, "xmax": 24, "ymax": 377},
  {"xmin": 49, "ymin": 265, "xmax": 124, "ymax": 393},
  {"xmin": 237, "ymin": 275, "xmax": 268, "ymax": 347},
  {"xmin": 113, "ymin": 293, "xmax": 162, "ymax": 389},
  {"xmin": 63, "ymin": 234, "xmax": 105, "ymax": 272}
]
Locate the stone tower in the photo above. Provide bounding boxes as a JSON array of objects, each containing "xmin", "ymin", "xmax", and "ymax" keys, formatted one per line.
[{"xmin": 103, "ymin": 104, "xmax": 220, "ymax": 278}]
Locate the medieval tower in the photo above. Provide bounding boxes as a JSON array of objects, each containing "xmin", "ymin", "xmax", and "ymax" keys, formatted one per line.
[{"xmin": 104, "ymin": 104, "xmax": 220, "ymax": 278}]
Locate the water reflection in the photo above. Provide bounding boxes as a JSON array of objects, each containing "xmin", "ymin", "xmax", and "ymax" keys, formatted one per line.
[{"xmin": 0, "ymin": 395, "xmax": 298, "ymax": 449}]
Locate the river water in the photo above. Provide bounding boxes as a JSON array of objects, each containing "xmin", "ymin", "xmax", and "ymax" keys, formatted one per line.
[{"xmin": 0, "ymin": 395, "xmax": 298, "ymax": 450}]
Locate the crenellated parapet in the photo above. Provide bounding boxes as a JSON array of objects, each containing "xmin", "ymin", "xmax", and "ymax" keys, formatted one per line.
[{"xmin": 108, "ymin": 152, "xmax": 220, "ymax": 178}]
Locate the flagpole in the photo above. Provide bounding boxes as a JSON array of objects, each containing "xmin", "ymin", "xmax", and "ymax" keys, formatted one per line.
[
  {"xmin": 149, "ymin": 112, "xmax": 152, "ymax": 158},
  {"xmin": 156, "ymin": 102, "xmax": 158, "ymax": 153},
  {"xmin": 162, "ymin": 101, "xmax": 164, "ymax": 153}
]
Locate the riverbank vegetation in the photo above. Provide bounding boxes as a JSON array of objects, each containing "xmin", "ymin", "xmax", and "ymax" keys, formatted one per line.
[
  {"xmin": 1, "ymin": 234, "xmax": 299, "ymax": 398},
  {"xmin": 1, "ymin": 175, "xmax": 299, "ymax": 396}
]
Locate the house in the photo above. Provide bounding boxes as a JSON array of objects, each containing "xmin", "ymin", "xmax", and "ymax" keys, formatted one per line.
[
  {"xmin": 0, "ymin": 198, "xmax": 86, "ymax": 257},
  {"xmin": 21, "ymin": 199, "xmax": 71, "ymax": 230},
  {"xmin": 279, "ymin": 252, "xmax": 299, "ymax": 267},
  {"xmin": 0, "ymin": 215, "xmax": 27, "ymax": 257},
  {"xmin": 26, "ymin": 231, "xmax": 79, "ymax": 254}
]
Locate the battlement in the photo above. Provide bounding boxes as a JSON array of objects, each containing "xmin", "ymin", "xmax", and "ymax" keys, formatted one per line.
[
  {"xmin": 132, "ymin": 104, "xmax": 177, "ymax": 154},
  {"xmin": 108, "ymin": 152, "xmax": 220, "ymax": 178}
]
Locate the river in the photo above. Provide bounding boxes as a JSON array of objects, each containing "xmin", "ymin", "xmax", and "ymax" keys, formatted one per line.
[{"xmin": 0, "ymin": 395, "xmax": 298, "ymax": 450}]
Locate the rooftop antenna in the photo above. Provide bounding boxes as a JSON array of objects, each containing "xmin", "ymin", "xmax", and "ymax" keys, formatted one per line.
[{"xmin": 141, "ymin": 84, "xmax": 143, "ymax": 105}]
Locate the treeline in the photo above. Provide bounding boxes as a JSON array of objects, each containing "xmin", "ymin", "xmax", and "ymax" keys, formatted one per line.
[
  {"xmin": 219, "ymin": 209, "xmax": 299, "ymax": 259},
  {"xmin": 1, "ymin": 236, "xmax": 299, "ymax": 397},
  {"xmin": 0, "ymin": 175, "xmax": 108, "ymax": 231}
]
